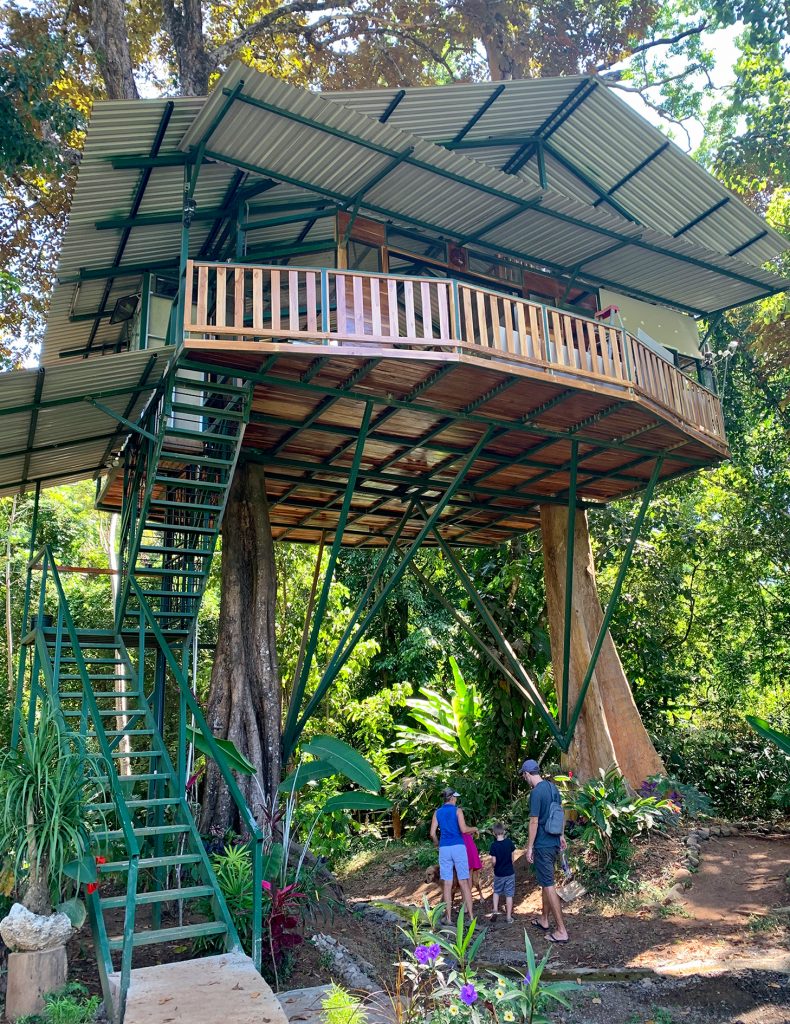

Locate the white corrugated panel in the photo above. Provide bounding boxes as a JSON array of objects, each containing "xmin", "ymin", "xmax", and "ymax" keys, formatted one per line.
[
  {"xmin": 330, "ymin": 77, "xmax": 787, "ymax": 267},
  {"xmin": 0, "ymin": 349, "xmax": 168, "ymax": 496}
]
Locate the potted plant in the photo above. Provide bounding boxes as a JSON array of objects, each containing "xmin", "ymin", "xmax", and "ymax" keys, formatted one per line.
[{"xmin": 0, "ymin": 703, "xmax": 103, "ymax": 1020}]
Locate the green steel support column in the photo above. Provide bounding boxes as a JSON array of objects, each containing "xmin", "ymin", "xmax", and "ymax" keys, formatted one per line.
[
  {"xmin": 287, "ymin": 427, "xmax": 496, "ymax": 751},
  {"xmin": 139, "ymin": 272, "xmax": 151, "ymax": 351},
  {"xmin": 560, "ymin": 441, "xmax": 578, "ymax": 733},
  {"xmin": 26, "ymin": 548, "xmax": 48, "ymax": 734},
  {"xmin": 427, "ymin": 520, "xmax": 564, "ymax": 745},
  {"xmin": 283, "ymin": 498, "xmax": 419, "ymax": 757},
  {"xmin": 175, "ymin": 163, "xmax": 193, "ymax": 350},
  {"xmin": 282, "ymin": 402, "xmax": 374, "ymax": 748},
  {"xmin": 564, "ymin": 457, "xmax": 664, "ymax": 745},
  {"xmin": 12, "ymin": 481, "xmax": 41, "ymax": 746}
]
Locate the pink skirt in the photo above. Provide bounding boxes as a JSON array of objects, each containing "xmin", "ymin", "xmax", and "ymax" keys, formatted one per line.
[{"xmin": 463, "ymin": 832, "xmax": 482, "ymax": 871}]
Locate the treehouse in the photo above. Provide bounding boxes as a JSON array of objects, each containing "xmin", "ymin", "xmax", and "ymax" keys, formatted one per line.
[{"xmin": 1, "ymin": 64, "xmax": 787, "ymax": 1021}]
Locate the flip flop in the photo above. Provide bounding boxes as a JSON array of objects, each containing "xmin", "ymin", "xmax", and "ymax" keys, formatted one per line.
[
  {"xmin": 547, "ymin": 934, "xmax": 569, "ymax": 944},
  {"xmin": 531, "ymin": 919, "xmax": 550, "ymax": 931},
  {"xmin": 488, "ymin": 913, "xmax": 499, "ymax": 922}
]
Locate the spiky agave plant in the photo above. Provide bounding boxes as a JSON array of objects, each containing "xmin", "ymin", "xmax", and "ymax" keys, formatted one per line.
[{"xmin": 0, "ymin": 703, "xmax": 104, "ymax": 915}]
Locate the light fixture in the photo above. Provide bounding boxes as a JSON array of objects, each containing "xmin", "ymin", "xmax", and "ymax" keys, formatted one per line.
[{"xmin": 109, "ymin": 294, "xmax": 139, "ymax": 324}]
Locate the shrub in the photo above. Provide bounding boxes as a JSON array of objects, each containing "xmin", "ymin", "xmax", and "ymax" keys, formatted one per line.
[
  {"xmin": 17, "ymin": 982, "xmax": 100, "ymax": 1024},
  {"xmin": 655, "ymin": 725, "xmax": 790, "ymax": 820},
  {"xmin": 639, "ymin": 774, "xmax": 713, "ymax": 820},
  {"xmin": 321, "ymin": 983, "xmax": 367, "ymax": 1024},
  {"xmin": 560, "ymin": 766, "xmax": 669, "ymax": 873}
]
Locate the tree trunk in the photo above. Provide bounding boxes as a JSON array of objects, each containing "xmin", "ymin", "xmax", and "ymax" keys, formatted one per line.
[
  {"xmin": 162, "ymin": 0, "xmax": 213, "ymax": 96},
  {"xmin": 540, "ymin": 505, "xmax": 664, "ymax": 788},
  {"xmin": 200, "ymin": 463, "xmax": 282, "ymax": 833},
  {"xmin": 88, "ymin": 0, "xmax": 139, "ymax": 100}
]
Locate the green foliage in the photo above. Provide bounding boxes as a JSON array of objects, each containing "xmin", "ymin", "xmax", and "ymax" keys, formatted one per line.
[
  {"xmin": 640, "ymin": 775, "xmax": 714, "ymax": 820},
  {"xmin": 397, "ymin": 900, "xmax": 575, "ymax": 1024},
  {"xmin": 746, "ymin": 715, "xmax": 790, "ymax": 756},
  {"xmin": 321, "ymin": 983, "xmax": 367, "ymax": 1024},
  {"xmin": 0, "ymin": 703, "xmax": 104, "ymax": 911},
  {"xmin": 397, "ymin": 657, "xmax": 480, "ymax": 761},
  {"xmin": 656, "ymin": 724, "xmax": 790, "ymax": 819},
  {"xmin": 561, "ymin": 766, "xmax": 670, "ymax": 874},
  {"xmin": 17, "ymin": 982, "xmax": 100, "ymax": 1024}
]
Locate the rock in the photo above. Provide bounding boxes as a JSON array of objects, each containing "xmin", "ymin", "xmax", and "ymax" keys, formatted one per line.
[
  {"xmin": 310, "ymin": 934, "xmax": 378, "ymax": 993},
  {"xmin": 686, "ymin": 835, "xmax": 700, "ymax": 848},
  {"xmin": 0, "ymin": 904, "xmax": 73, "ymax": 952},
  {"xmin": 5, "ymin": 947, "xmax": 68, "ymax": 1020},
  {"xmin": 664, "ymin": 885, "xmax": 687, "ymax": 904},
  {"xmin": 672, "ymin": 869, "xmax": 693, "ymax": 888},
  {"xmin": 697, "ymin": 827, "xmax": 710, "ymax": 840},
  {"xmin": 709, "ymin": 825, "xmax": 722, "ymax": 837},
  {"xmin": 686, "ymin": 855, "xmax": 700, "ymax": 869}
]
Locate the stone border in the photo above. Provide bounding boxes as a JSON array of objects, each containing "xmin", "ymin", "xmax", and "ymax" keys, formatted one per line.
[{"xmin": 665, "ymin": 823, "xmax": 739, "ymax": 901}]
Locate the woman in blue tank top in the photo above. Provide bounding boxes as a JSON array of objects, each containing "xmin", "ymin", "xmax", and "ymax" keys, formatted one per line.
[{"xmin": 430, "ymin": 788, "xmax": 478, "ymax": 925}]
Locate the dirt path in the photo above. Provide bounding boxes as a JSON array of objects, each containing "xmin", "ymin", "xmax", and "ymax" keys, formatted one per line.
[{"xmin": 342, "ymin": 834, "xmax": 790, "ymax": 975}]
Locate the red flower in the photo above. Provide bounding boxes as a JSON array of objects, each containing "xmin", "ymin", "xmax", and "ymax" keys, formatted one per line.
[
  {"xmin": 95, "ymin": 856, "xmax": 107, "ymax": 865},
  {"xmin": 568, "ymin": 770, "xmax": 574, "ymax": 778},
  {"xmin": 86, "ymin": 882, "xmax": 99, "ymax": 895}
]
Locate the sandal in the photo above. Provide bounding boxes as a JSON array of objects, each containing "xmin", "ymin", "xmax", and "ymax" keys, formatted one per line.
[
  {"xmin": 531, "ymin": 919, "xmax": 550, "ymax": 931},
  {"xmin": 547, "ymin": 934, "xmax": 569, "ymax": 944}
]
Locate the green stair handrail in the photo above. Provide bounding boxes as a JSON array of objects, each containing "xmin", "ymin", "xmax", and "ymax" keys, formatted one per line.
[
  {"xmin": 129, "ymin": 578, "xmax": 264, "ymax": 971},
  {"xmin": 40, "ymin": 547, "xmax": 141, "ymax": 1021}
]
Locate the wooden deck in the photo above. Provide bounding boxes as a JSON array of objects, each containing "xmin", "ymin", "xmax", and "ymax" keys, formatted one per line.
[
  {"xmin": 97, "ymin": 262, "xmax": 730, "ymax": 546},
  {"xmin": 184, "ymin": 260, "xmax": 726, "ymax": 446}
]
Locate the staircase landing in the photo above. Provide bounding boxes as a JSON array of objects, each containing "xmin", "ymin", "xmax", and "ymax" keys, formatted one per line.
[{"xmin": 108, "ymin": 953, "xmax": 288, "ymax": 1024}]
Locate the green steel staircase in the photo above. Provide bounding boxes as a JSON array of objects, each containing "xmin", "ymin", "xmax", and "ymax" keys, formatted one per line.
[
  {"xmin": 116, "ymin": 364, "xmax": 252, "ymax": 647},
  {"xmin": 14, "ymin": 361, "xmax": 265, "ymax": 1023}
]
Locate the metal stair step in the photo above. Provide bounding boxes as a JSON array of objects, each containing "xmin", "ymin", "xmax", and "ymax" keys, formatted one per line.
[
  {"xmin": 158, "ymin": 451, "xmax": 234, "ymax": 468},
  {"xmin": 65, "ymin": 691, "xmax": 141, "ymax": 699},
  {"xmin": 109, "ymin": 749, "xmax": 159, "ymax": 758},
  {"xmin": 142, "ymin": 521, "xmax": 217, "ymax": 534},
  {"xmin": 148, "ymin": 498, "xmax": 222, "ymax": 511},
  {"xmin": 59, "ymin": 674, "xmax": 131, "ymax": 681},
  {"xmin": 61, "ymin": 708, "xmax": 143, "ymax": 717},
  {"xmin": 99, "ymin": 885, "xmax": 214, "ymax": 910},
  {"xmin": 138, "ymin": 544, "xmax": 213, "ymax": 557},
  {"xmin": 135, "ymin": 589, "xmax": 201, "ymax": 600},
  {"xmin": 66, "ymin": 731, "xmax": 155, "ymax": 741},
  {"xmin": 173, "ymin": 377, "xmax": 246, "ymax": 396},
  {"xmin": 133, "ymin": 566, "xmax": 206, "ymax": 577},
  {"xmin": 170, "ymin": 402, "xmax": 245, "ymax": 421},
  {"xmin": 93, "ymin": 797, "xmax": 180, "ymax": 812},
  {"xmin": 98, "ymin": 853, "xmax": 201, "ymax": 872},
  {"xmin": 164, "ymin": 425, "xmax": 236, "ymax": 442},
  {"xmin": 153, "ymin": 475, "xmax": 227, "ymax": 492},
  {"xmin": 93, "ymin": 824, "xmax": 191, "ymax": 841},
  {"xmin": 108, "ymin": 922, "xmax": 227, "ymax": 950},
  {"xmin": 59, "ymin": 657, "xmax": 121, "ymax": 664}
]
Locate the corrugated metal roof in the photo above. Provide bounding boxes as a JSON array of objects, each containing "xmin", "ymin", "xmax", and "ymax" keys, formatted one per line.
[
  {"xmin": 327, "ymin": 78, "xmax": 787, "ymax": 267},
  {"xmin": 0, "ymin": 349, "xmax": 168, "ymax": 496},
  {"xmin": 180, "ymin": 64, "xmax": 786, "ymax": 315}
]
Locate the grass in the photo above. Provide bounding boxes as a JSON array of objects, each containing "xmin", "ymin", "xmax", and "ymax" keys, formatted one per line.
[
  {"xmin": 747, "ymin": 913, "xmax": 789, "ymax": 934},
  {"xmin": 626, "ymin": 1010, "xmax": 679, "ymax": 1024}
]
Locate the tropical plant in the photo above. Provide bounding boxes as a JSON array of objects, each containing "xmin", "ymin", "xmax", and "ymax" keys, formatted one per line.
[
  {"xmin": 321, "ymin": 983, "xmax": 367, "ymax": 1024},
  {"xmin": 560, "ymin": 766, "xmax": 670, "ymax": 871},
  {"xmin": 746, "ymin": 716, "xmax": 790, "ymax": 809},
  {"xmin": 0, "ymin": 703, "xmax": 103, "ymax": 919},
  {"xmin": 396, "ymin": 657, "xmax": 480, "ymax": 762},
  {"xmin": 395, "ymin": 899, "xmax": 574, "ymax": 1024},
  {"xmin": 639, "ymin": 774, "xmax": 714, "ymax": 820},
  {"xmin": 16, "ymin": 982, "xmax": 100, "ymax": 1024}
]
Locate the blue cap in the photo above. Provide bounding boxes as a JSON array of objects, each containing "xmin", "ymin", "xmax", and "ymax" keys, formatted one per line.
[{"xmin": 520, "ymin": 759, "xmax": 540, "ymax": 775}]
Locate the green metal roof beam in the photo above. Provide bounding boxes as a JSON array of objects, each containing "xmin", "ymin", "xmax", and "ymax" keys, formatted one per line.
[
  {"xmin": 95, "ymin": 207, "xmax": 229, "ymax": 230},
  {"xmin": 728, "ymin": 229, "xmax": 768, "ymax": 257},
  {"xmin": 110, "ymin": 153, "xmax": 188, "ymax": 169},
  {"xmin": 379, "ymin": 90, "xmax": 406, "ymax": 123},
  {"xmin": 451, "ymin": 84, "xmax": 507, "ymax": 144},
  {"xmin": 19, "ymin": 368, "xmax": 46, "ymax": 487},
  {"xmin": 542, "ymin": 141, "xmax": 638, "ymax": 224},
  {"xmin": 673, "ymin": 197, "xmax": 730, "ymax": 239},
  {"xmin": 223, "ymin": 88, "xmax": 530, "ymax": 212},
  {"xmin": 59, "ymin": 259, "xmax": 179, "ymax": 285},
  {"xmin": 188, "ymin": 80, "xmax": 245, "ymax": 199},
  {"xmin": 0, "ymin": 430, "xmax": 120, "ymax": 464},
  {"xmin": 503, "ymin": 79, "xmax": 597, "ymax": 175},
  {"xmin": 0, "ymin": 381, "xmax": 156, "ymax": 419},
  {"xmin": 240, "ymin": 208, "xmax": 336, "ymax": 233},
  {"xmin": 595, "ymin": 141, "xmax": 670, "ymax": 204}
]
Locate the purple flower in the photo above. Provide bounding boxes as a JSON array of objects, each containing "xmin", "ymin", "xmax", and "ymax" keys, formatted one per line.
[
  {"xmin": 459, "ymin": 984, "xmax": 478, "ymax": 1005},
  {"xmin": 414, "ymin": 945, "xmax": 431, "ymax": 964},
  {"xmin": 427, "ymin": 942, "xmax": 441, "ymax": 960},
  {"xmin": 522, "ymin": 970, "xmax": 532, "ymax": 985}
]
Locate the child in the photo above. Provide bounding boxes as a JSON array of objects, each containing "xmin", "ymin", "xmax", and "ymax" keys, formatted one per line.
[
  {"xmin": 462, "ymin": 824, "xmax": 484, "ymax": 904},
  {"xmin": 488, "ymin": 822, "xmax": 516, "ymax": 923}
]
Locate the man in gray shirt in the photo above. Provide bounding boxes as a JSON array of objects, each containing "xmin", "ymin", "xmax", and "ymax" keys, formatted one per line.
[{"xmin": 521, "ymin": 758, "xmax": 569, "ymax": 943}]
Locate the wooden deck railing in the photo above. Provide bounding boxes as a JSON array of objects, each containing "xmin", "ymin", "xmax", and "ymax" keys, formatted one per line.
[{"xmin": 184, "ymin": 260, "xmax": 725, "ymax": 443}]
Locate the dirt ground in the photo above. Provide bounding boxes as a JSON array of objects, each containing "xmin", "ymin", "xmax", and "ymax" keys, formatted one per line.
[{"xmin": 10, "ymin": 831, "xmax": 785, "ymax": 1024}]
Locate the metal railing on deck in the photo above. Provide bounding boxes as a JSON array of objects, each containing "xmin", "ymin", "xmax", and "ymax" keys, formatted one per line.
[{"xmin": 184, "ymin": 260, "xmax": 725, "ymax": 444}]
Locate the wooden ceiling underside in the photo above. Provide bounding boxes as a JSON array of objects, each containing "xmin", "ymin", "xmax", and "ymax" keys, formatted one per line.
[{"xmin": 164, "ymin": 344, "xmax": 727, "ymax": 547}]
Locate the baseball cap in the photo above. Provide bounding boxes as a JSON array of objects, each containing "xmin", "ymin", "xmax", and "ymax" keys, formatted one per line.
[
  {"xmin": 520, "ymin": 759, "xmax": 540, "ymax": 775},
  {"xmin": 441, "ymin": 787, "xmax": 460, "ymax": 799}
]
